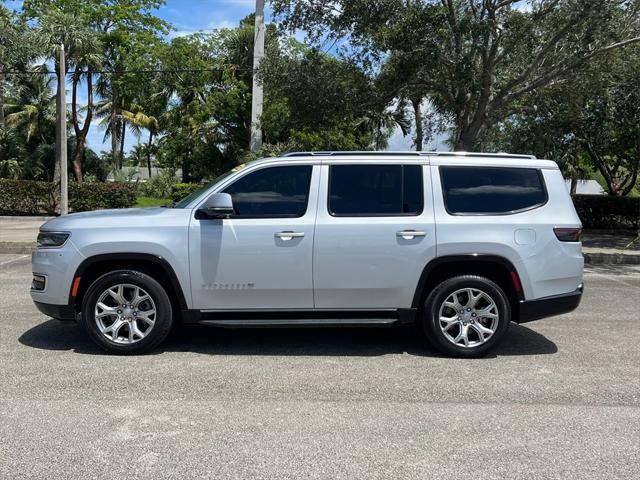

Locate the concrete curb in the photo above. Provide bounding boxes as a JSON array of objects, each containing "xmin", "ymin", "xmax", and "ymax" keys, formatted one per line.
[
  {"xmin": 0, "ymin": 216, "xmax": 54, "ymax": 222},
  {"xmin": 0, "ymin": 242, "xmax": 35, "ymax": 254},
  {"xmin": 582, "ymin": 251, "xmax": 640, "ymax": 265}
]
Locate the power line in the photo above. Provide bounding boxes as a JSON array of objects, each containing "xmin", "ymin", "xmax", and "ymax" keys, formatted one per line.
[{"xmin": 1, "ymin": 66, "xmax": 253, "ymax": 75}]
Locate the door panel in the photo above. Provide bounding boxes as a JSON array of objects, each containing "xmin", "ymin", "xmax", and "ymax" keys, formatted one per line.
[
  {"xmin": 189, "ymin": 164, "xmax": 319, "ymax": 310},
  {"xmin": 313, "ymin": 163, "xmax": 436, "ymax": 309}
]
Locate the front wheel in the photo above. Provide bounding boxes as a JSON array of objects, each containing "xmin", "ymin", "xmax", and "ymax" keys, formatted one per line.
[
  {"xmin": 81, "ymin": 270, "xmax": 173, "ymax": 354},
  {"xmin": 422, "ymin": 275, "xmax": 510, "ymax": 358}
]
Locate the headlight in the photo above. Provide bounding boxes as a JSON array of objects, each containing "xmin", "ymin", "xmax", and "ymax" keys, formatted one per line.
[{"xmin": 36, "ymin": 231, "xmax": 70, "ymax": 248}]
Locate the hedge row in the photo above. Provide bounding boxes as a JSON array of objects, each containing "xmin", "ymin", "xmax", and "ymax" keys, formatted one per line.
[
  {"xmin": 573, "ymin": 194, "xmax": 639, "ymax": 229},
  {"xmin": 170, "ymin": 183, "xmax": 203, "ymax": 202},
  {"xmin": 1, "ymin": 180, "xmax": 638, "ymax": 229},
  {"xmin": 0, "ymin": 179, "xmax": 137, "ymax": 215}
]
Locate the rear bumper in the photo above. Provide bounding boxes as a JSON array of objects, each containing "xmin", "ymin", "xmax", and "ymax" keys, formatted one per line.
[
  {"xmin": 33, "ymin": 301, "xmax": 76, "ymax": 321},
  {"xmin": 517, "ymin": 283, "xmax": 583, "ymax": 323}
]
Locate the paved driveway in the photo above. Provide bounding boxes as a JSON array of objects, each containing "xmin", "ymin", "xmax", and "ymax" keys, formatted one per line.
[{"xmin": 1, "ymin": 254, "xmax": 638, "ymax": 479}]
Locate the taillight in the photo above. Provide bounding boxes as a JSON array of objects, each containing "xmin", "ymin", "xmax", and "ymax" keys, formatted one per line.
[{"xmin": 554, "ymin": 227, "xmax": 582, "ymax": 242}]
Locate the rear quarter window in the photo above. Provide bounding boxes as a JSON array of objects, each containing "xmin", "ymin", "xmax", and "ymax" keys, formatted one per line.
[{"xmin": 440, "ymin": 166, "xmax": 548, "ymax": 215}]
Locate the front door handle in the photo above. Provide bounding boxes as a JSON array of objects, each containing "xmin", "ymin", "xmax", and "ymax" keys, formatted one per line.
[
  {"xmin": 275, "ymin": 231, "xmax": 305, "ymax": 240},
  {"xmin": 396, "ymin": 230, "xmax": 427, "ymax": 240}
]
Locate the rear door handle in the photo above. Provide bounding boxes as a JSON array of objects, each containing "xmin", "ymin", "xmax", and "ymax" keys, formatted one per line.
[
  {"xmin": 275, "ymin": 231, "xmax": 305, "ymax": 240},
  {"xmin": 396, "ymin": 230, "xmax": 427, "ymax": 239}
]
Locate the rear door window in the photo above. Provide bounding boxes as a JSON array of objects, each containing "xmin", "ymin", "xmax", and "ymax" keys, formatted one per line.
[
  {"xmin": 440, "ymin": 166, "xmax": 547, "ymax": 214},
  {"xmin": 328, "ymin": 164, "xmax": 423, "ymax": 216}
]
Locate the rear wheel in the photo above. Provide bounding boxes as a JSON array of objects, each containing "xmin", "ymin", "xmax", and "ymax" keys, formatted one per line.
[
  {"xmin": 81, "ymin": 270, "xmax": 173, "ymax": 354},
  {"xmin": 422, "ymin": 275, "xmax": 510, "ymax": 358}
]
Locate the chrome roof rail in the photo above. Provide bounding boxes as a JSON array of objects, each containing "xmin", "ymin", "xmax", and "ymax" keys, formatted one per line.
[{"xmin": 282, "ymin": 151, "xmax": 536, "ymax": 159}]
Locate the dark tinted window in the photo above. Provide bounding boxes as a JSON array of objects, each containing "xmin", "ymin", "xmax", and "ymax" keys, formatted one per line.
[
  {"xmin": 329, "ymin": 164, "xmax": 423, "ymax": 216},
  {"xmin": 440, "ymin": 166, "xmax": 547, "ymax": 214},
  {"xmin": 223, "ymin": 165, "xmax": 312, "ymax": 217}
]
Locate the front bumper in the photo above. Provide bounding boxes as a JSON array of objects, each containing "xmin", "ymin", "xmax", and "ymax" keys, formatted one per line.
[
  {"xmin": 30, "ymin": 239, "xmax": 84, "ymax": 307},
  {"xmin": 33, "ymin": 301, "xmax": 76, "ymax": 321},
  {"xmin": 517, "ymin": 283, "xmax": 583, "ymax": 323}
]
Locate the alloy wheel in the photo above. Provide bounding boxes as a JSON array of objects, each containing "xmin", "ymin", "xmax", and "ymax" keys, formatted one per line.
[
  {"xmin": 94, "ymin": 283, "xmax": 157, "ymax": 344},
  {"xmin": 438, "ymin": 287, "xmax": 499, "ymax": 348}
]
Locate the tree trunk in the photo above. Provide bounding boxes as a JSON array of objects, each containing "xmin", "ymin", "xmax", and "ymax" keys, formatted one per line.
[
  {"xmin": 72, "ymin": 140, "xmax": 84, "ymax": 182},
  {"xmin": 119, "ymin": 121, "xmax": 126, "ymax": 169},
  {"xmin": 570, "ymin": 178, "xmax": 578, "ymax": 196},
  {"xmin": 0, "ymin": 70, "xmax": 5, "ymax": 127},
  {"xmin": 454, "ymin": 132, "xmax": 475, "ymax": 151},
  {"xmin": 111, "ymin": 81, "xmax": 120, "ymax": 169},
  {"xmin": 111, "ymin": 114, "xmax": 118, "ymax": 170},
  {"xmin": 454, "ymin": 121, "xmax": 485, "ymax": 151},
  {"xmin": 411, "ymin": 97, "xmax": 423, "ymax": 151},
  {"xmin": 183, "ymin": 146, "xmax": 191, "ymax": 183},
  {"xmin": 71, "ymin": 70, "xmax": 93, "ymax": 183},
  {"xmin": 54, "ymin": 60, "xmax": 62, "ymax": 184},
  {"xmin": 146, "ymin": 131, "xmax": 153, "ymax": 178}
]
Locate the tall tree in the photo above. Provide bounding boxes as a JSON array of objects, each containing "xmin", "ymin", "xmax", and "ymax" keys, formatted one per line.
[
  {"xmin": 485, "ymin": 47, "xmax": 640, "ymax": 196},
  {"xmin": 0, "ymin": 6, "xmax": 36, "ymax": 127},
  {"xmin": 24, "ymin": 0, "xmax": 170, "ymax": 171},
  {"xmin": 33, "ymin": 9, "xmax": 102, "ymax": 182},
  {"xmin": 260, "ymin": 39, "xmax": 403, "ymax": 151},
  {"xmin": 272, "ymin": 0, "xmax": 640, "ymax": 150},
  {"xmin": 122, "ymin": 108, "xmax": 160, "ymax": 177},
  {"xmin": 33, "ymin": 9, "xmax": 103, "ymax": 182},
  {"xmin": 5, "ymin": 74, "xmax": 56, "ymax": 145}
]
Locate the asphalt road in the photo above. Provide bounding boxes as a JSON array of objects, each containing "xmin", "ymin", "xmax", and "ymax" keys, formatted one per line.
[{"xmin": 1, "ymin": 254, "xmax": 639, "ymax": 479}]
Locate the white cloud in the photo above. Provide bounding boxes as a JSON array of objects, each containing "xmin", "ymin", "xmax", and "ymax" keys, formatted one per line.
[
  {"xmin": 207, "ymin": 19, "xmax": 237, "ymax": 30},
  {"xmin": 212, "ymin": 0, "xmax": 255, "ymax": 6},
  {"xmin": 168, "ymin": 29, "xmax": 198, "ymax": 39},
  {"xmin": 168, "ymin": 18, "xmax": 237, "ymax": 38}
]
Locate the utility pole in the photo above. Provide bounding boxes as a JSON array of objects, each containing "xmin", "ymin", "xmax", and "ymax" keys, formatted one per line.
[
  {"xmin": 249, "ymin": 0, "xmax": 265, "ymax": 152},
  {"xmin": 57, "ymin": 44, "xmax": 68, "ymax": 215}
]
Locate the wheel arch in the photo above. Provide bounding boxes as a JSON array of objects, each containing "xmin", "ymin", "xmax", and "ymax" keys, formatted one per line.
[
  {"xmin": 69, "ymin": 253, "xmax": 189, "ymax": 317},
  {"xmin": 412, "ymin": 255, "xmax": 524, "ymax": 315}
]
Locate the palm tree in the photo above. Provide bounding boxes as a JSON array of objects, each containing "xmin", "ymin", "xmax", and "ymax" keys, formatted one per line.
[
  {"xmin": 0, "ymin": 127, "xmax": 25, "ymax": 179},
  {"xmin": 6, "ymin": 74, "xmax": 56, "ymax": 145},
  {"xmin": 94, "ymin": 60, "xmax": 136, "ymax": 171},
  {"xmin": 122, "ymin": 107, "xmax": 160, "ymax": 178},
  {"xmin": 70, "ymin": 39, "xmax": 102, "ymax": 183},
  {"xmin": 35, "ymin": 10, "xmax": 101, "ymax": 182},
  {"xmin": 94, "ymin": 93, "xmax": 128, "ymax": 170},
  {"xmin": 354, "ymin": 104, "xmax": 411, "ymax": 150}
]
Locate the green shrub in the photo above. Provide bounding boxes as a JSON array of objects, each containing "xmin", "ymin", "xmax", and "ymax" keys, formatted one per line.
[
  {"xmin": 139, "ymin": 170, "xmax": 178, "ymax": 198},
  {"xmin": 0, "ymin": 179, "xmax": 56, "ymax": 215},
  {"xmin": 573, "ymin": 194, "xmax": 640, "ymax": 229},
  {"xmin": 135, "ymin": 196, "xmax": 173, "ymax": 208},
  {"xmin": 0, "ymin": 179, "xmax": 137, "ymax": 215},
  {"xmin": 170, "ymin": 183, "xmax": 202, "ymax": 202},
  {"xmin": 69, "ymin": 182, "xmax": 137, "ymax": 212}
]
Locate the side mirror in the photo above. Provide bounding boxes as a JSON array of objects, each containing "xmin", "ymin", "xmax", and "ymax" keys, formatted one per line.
[{"xmin": 195, "ymin": 193, "xmax": 234, "ymax": 219}]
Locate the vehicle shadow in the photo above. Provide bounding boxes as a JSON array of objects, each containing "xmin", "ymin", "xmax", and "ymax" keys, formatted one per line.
[{"xmin": 19, "ymin": 319, "xmax": 558, "ymax": 357}]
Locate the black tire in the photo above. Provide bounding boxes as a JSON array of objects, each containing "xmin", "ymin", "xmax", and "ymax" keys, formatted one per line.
[
  {"xmin": 81, "ymin": 270, "xmax": 173, "ymax": 355},
  {"xmin": 422, "ymin": 275, "xmax": 510, "ymax": 358}
]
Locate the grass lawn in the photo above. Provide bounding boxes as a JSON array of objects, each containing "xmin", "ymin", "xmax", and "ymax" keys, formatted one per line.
[{"xmin": 135, "ymin": 196, "xmax": 172, "ymax": 207}]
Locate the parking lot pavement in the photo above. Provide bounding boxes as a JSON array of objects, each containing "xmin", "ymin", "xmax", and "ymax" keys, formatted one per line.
[{"xmin": 0, "ymin": 254, "xmax": 638, "ymax": 480}]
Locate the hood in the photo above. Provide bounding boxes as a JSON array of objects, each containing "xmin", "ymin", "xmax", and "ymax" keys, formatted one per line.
[{"xmin": 40, "ymin": 207, "xmax": 179, "ymax": 231}]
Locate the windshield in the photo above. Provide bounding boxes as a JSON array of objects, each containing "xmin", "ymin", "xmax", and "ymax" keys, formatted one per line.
[{"xmin": 173, "ymin": 164, "xmax": 247, "ymax": 208}]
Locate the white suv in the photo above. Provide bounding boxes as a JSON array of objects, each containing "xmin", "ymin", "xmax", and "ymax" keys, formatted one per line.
[{"xmin": 30, "ymin": 152, "xmax": 584, "ymax": 357}]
